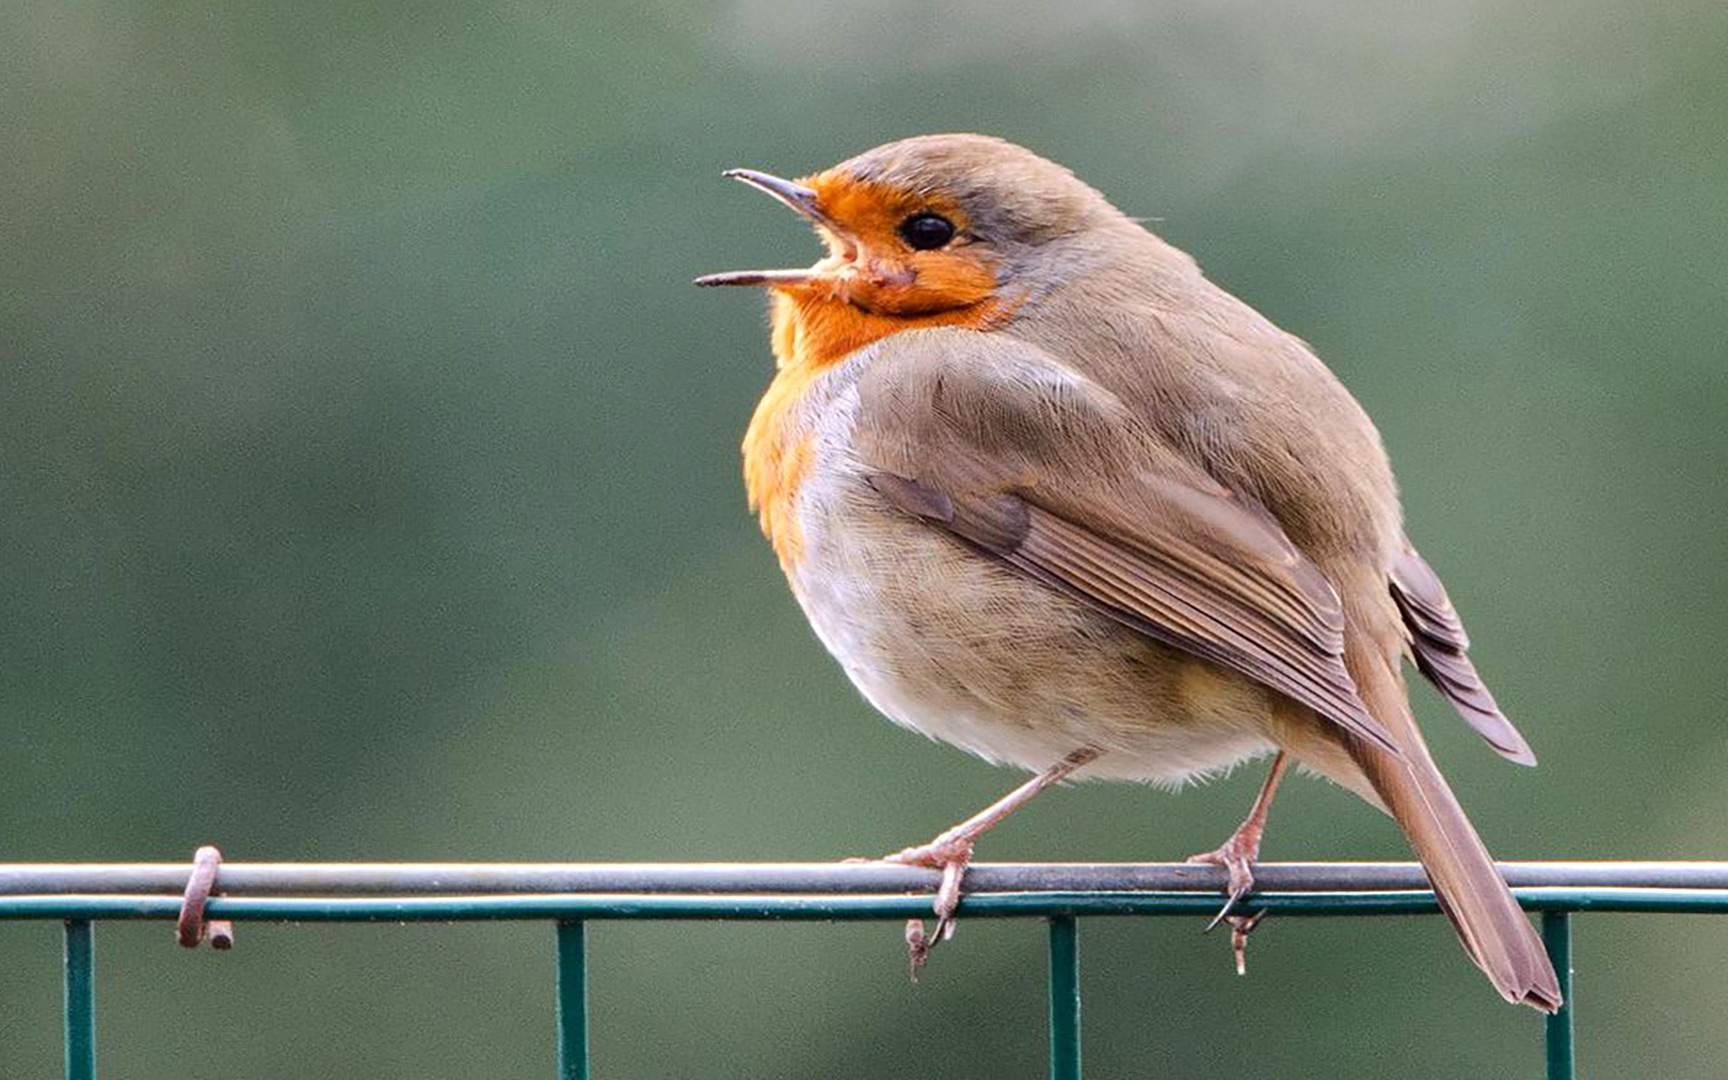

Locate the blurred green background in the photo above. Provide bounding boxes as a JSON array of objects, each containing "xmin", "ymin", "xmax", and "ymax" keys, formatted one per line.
[{"xmin": 4, "ymin": 0, "xmax": 1726, "ymax": 1076}]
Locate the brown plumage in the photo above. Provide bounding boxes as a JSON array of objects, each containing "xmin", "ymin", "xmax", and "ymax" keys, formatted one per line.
[{"xmin": 697, "ymin": 134, "xmax": 1559, "ymax": 1010}]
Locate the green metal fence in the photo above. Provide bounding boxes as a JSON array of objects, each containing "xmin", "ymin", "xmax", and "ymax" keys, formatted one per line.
[{"xmin": 5, "ymin": 860, "xmax": 1727, "ymax": 1079}]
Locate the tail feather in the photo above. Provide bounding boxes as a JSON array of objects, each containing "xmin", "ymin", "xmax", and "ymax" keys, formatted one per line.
[{"xmin": 1343, "ymin": 633, "xmax": 1562, "ymax": 1012}]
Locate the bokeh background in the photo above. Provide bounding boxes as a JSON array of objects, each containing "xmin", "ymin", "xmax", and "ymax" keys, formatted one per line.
[{"xmin": 4, "ymin": 0, "xmax": 1727, "ymax": 1076}]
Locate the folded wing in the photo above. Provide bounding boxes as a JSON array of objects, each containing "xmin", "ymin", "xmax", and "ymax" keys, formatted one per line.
[{"xmin": 853, "ymin": 329, "xmax": 1399, "ymax": 756}]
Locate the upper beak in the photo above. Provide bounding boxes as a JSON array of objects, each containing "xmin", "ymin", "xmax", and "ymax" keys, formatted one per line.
[
  {"xmin": 723, "ymin": 169, "xmax": 830, "ymax": 226},
  {"xmin": 693, "ymin": 169, "xmax": 852, "ymax": 288}
]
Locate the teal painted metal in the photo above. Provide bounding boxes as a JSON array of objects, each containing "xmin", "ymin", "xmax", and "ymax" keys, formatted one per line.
[
  {"xmin": 1543, "ymin": 912, "xmax": 1575, "ymax": 1080},
  {"xmin": 5, "ymin": 887, "xmax": 1728, "ymax": 922},
  {"xmin": 5, "ymin": 863, "xmax": 1724, "ymax": 1080},
  {"xmin": 1047, "ymin": 916, "xmax": 1081, "ymax": 1080},
  {"xmin": 556, "ymin": 921, "xmax": 590, "ymax": 1080},
  {"xmin": 63, "ymin": 920, "xmax": 95, "ymax": 1080},
  {"xmin": 9, "ymin": 862, "xmax": 1727, "ymax": 896}
]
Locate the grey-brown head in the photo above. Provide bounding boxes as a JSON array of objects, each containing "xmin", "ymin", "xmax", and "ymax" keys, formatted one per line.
[{"xmin": 695, "ymin": 134, "xmax": 1133, "ymax": 317}]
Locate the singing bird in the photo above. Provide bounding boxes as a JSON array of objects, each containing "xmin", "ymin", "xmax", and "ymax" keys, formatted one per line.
[{"xmin": 695, "ymin": 134, "xmax": 1559, "ymax": 1010}]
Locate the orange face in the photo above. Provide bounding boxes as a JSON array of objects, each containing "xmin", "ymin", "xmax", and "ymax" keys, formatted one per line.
[
  {"xmin": 697, "ymin": 168, "xmax": 1009, "ymax": 369},
  {"xmin": 705, "ymin": 166, "xmax": 1016, "ymax": 568},
  {"xmin": 790, "ymin": 172, "xmax": 999, "ymax": 318}
]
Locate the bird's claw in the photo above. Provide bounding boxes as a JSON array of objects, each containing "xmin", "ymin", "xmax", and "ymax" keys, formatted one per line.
[
  {"xmin": 1188, "ymin": 834, "xmax": 1265, "ymax": 969},
  {"xmin": 1188, "ymin": 835, "xmax": 1259, "ymax": 930},
  {"xmin": 882, "ymin": 835, "xmax": 973, "ymax": 979}
]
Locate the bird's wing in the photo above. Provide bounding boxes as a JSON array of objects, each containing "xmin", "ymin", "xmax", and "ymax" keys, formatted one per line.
[
  {"xmin": 1390, "ymin": 548, "xmax": 1536, "ymax": 764},
  {"xmin": 853, "ymin": 328, "xmax": 1398, "ymax": 755}
]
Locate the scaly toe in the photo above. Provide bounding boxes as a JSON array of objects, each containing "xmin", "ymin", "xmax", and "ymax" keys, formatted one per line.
[
  {"xmin": 889, "ymin": 838, "xmax": 975, "ymax": 976},
  {"xmin": 1228, "ymin": 910, "xmax": 1269, "ymax": 976},
  {"xmin": 1188, "ymin": 842, "xmax": 1258, "ymax": 932},
  {"xmin": 905, "ymin": 919, "xmax": 933, "ymax": 981},
  {"xmin": 882, "ymin": 833, "xmax": 972, "ymax": 869}
]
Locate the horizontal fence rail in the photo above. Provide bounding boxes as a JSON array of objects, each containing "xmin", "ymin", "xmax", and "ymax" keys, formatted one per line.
[
  {"xmin": 5, "ymin": 860, "xmax": 1727, "ymax": 1080},
  {"xmin": 8, "ymin": 859, "xmax": 1728, "ymax": 895}
]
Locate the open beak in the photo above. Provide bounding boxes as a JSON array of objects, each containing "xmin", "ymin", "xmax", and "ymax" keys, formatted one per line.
[{"xmin": 693, "ymin": 169, "xmax": 853, "ymax": 288}]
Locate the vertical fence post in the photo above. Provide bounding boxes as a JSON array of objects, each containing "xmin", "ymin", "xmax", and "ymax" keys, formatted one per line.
[
  {"xmin": 1047, "ymin": 916, "xmax": 1081, "ymax": 1080},
  {"xmin": 1542, "ymin": 912, "xmax": 1574, "ymax": 1080},
  {"xmin": 63, "ymin": 919, "xmax": 96, "ymax": 1080},
  {"xmin": 556, "ymin": 920, "xmax": 590, "ymax": 1080}
]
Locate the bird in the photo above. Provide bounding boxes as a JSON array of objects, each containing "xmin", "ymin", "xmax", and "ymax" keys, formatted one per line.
[{"xmin": 694, "ymin": 133, "xmax": 1560, "ymax": 1010}]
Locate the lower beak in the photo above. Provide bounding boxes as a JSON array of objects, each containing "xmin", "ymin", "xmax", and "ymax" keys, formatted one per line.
[
  {"xmin": 693, "ymin": 267, "xmax": 821, "ymax": 288},
  {"xmin": 694, "ymin": 168, "xmax": 853, "ymax": 288}
]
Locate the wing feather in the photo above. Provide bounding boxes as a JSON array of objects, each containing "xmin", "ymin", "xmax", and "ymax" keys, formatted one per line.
[
  {"xmin": 854, "ymin": 329, "xmax": 1400, "ymax": 755},
  {"xmin": 1391, "ymin": 549, "xmax": 1536, "ymax": 765}
]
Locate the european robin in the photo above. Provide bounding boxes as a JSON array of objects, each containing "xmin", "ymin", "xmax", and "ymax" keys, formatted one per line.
[{"xmin": 696, "ymin": 134, "xmax": 1560, "ymax": 1010}]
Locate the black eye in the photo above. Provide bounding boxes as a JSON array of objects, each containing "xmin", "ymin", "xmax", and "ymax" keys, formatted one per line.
[{"xmin": 898, "ymin": 212, "xmax": 955, "ymax": 251}]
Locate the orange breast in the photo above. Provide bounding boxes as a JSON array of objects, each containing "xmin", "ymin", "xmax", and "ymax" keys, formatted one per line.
[{"xmin": 742, "ymin": 290, "xmax": 1002, "ymax": 571}]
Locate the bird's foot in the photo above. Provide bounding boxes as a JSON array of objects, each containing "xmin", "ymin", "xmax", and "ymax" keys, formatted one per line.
[
  {"xmin": 881, "ymin": 832, "xmax": 975, "ymax": 979},
  {"xmin": 1186, "ymin": 750, "xmax": 1286, "ymax": 974},
  {"xmin": 1186, "ymin": 831, "xmax": 1261, "ymax": 929},
  {"xmin": 856, "ymin": 750, "xmax": 1102, "ymax": 978},
  {"xmin": 1188, "ymin": 825, "xmax": 1269, "ymax": 972}
]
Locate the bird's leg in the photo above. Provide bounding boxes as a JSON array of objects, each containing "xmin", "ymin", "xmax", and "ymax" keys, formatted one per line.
[
  {"xmin": 882, "ymin": 746, "xmax": 1101, "ymax": 976},
  {"xmin": 1187, "ymin": 750, "xmax": 1288, "ymax": 971}
]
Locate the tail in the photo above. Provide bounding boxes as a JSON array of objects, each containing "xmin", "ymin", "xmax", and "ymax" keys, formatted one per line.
[{"xmin": 1342, "ymin": 633, "xmax": 1562, "ymax": 1012}]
